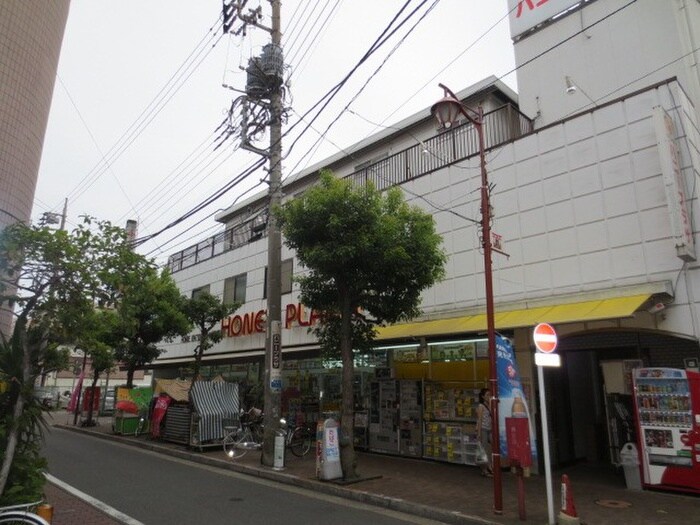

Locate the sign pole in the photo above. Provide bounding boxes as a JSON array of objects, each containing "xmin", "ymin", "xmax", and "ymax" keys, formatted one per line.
[
  {"xmin": 533, "ymin": 322, "xmax": 559, "ymax": 525},
  {"xmin": 537, "ymin": 363, "xmax": 555, "ymax": 525}
]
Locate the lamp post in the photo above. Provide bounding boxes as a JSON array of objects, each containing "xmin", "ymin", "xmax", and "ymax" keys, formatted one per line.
[{"xmin": 431, "ymin": 83, "xmax": 502, "ymax": 514}]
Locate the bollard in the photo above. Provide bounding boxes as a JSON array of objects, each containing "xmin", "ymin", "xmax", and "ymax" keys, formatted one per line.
[{"xmin": 36, "ymin": 503, "xmax": 54, "ymax": 523}]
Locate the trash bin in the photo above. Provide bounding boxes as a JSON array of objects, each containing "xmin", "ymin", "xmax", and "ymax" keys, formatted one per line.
[{"xmin": 620, "ymin": 442, "xmax": 642, "ymax": 490}]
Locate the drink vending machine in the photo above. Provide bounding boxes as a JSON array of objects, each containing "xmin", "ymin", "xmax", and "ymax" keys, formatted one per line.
[{"xmin": 632, "ymin": 368, "xmax": 700, "ymax": 493}]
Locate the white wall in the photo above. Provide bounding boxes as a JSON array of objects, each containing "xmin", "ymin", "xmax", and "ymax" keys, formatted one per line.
[
  {"xmin": 401, "ymin": 80, "xmax": 700, "ymax": 339},
  {"xmin": 159, "ymin": 80, "xmax": 700, "ymax": 364},
  {"xmin": 513, "ymin": 0, "xmax": 700, "ymax": 127}
]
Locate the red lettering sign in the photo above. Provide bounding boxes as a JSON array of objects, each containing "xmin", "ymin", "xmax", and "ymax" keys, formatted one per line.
[
  {"xmin": 516, "ymin": 0, "xmax": 549, "ymax": 18},
  {"xmin": 254, "ymin": 310, "xmax": 266, "ymax": 332},
  {"xmin": 285, "ymin": 303, "xmax": 321, "ymax": 329},
  {"xmin": 285, "ymin": 303, "xmax": 298, "ymax": 329},
  {"xmin": 222, "ymin": 303, "xmax": 320, "ymax": 338}
]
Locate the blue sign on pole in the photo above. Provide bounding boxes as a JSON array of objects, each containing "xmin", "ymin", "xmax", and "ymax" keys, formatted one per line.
[{"xmin": 496, "ymin": 335, "xmax": 538, "ymax": 464}]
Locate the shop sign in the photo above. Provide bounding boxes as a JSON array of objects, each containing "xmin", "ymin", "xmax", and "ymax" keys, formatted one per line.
[
  {"xmin": 221, "ymin": 302, "xmax": 321, "ymax": 338},
  {"xmin": 430, "ymin": 342, "xmax": 475, "ymax": 361},
  {"xmin": 270, "ymin": 321, "xmax": 282, "ymax": 391},
  {"xmin": 507, "ymin": 0, "xmax": 581, "ymax": 38},
  {"xmin": 653, "ymin": 106, "xmax": 696, "ymax": 262},
  {"xmin": 221, "ymin": 309, "xmax": 266, "ymax": 337}
]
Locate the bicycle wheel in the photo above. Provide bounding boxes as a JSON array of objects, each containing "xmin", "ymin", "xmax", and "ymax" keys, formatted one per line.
[
  {"xmin": 289, "ymin": 426, "xmax": 312, "ymax": 457},
  {"xmin": 223, "ymin": 428, "xmax": 248, "ymax": 459},
  {"xmin": 0, "ymin": 511, "xmax": 50, "ymax": 525}
]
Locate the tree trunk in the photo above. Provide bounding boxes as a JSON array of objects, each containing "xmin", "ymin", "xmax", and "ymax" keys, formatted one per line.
[
  {"xmin": 0, "ymin": 389, "xmax": 25, "ymax": 497},
  {"xmin": 84, "ymin": 371, "xmax": 100, "ymax": 427},
  {"xmin": 126, "ymin": 367, "xmax": 135, "ymax": 389},
  {"xmin": 0, "ymin": 322, "xmax": 30, "ymax": 496},
  {"xmin": 339, "ymin": 295, "xmax": 358, "ymax": 480},
  {"xmin": 190, "ymin": 341, "xmax": 204, "ymax": 390}
]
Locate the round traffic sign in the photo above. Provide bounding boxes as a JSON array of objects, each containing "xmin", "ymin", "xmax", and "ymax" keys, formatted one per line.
[{"xmin": 533, "ymin": 323, "xmax": 557, "ymax": 353}]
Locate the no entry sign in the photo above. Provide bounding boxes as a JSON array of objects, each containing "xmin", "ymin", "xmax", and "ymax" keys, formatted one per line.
[{"xmin": 533, "ymin": 323, "xmax": 557, "ymax": 353}]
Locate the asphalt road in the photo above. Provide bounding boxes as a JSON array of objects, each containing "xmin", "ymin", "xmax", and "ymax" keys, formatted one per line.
[{"xmin": 42, "ymin": 427, "xmax": 445, "ymax": 525}]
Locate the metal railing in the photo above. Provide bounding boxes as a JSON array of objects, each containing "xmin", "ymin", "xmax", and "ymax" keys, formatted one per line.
[
  {"xmin": 166, "ymin": 103, "xmax": 532, "ymax": 273},
  {"xmin": 346, "ymin": 103, "xmax": 532, "ymax": 191}
]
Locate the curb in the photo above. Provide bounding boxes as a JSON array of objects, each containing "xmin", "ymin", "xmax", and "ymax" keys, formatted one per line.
[{"xmin": 55, "ymin": 424, "xmax": 500, "ymax": 525}]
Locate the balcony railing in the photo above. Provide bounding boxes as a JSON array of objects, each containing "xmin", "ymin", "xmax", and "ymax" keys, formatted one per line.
[
  {"xmin": 345, "ymin": 103, "xmax": 532, "ymax": 191},
  {"xmin": 166, "ymin": 103, "xmax": 532, "ymax": 273}
]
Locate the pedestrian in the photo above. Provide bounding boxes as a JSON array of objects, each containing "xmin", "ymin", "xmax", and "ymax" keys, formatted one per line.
[{"xmin": 476, "ymin": 387, "xmax": 493, "ymax": 477}]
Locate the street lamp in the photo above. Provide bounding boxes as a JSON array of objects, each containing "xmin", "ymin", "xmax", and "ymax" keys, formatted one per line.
[{"xmin": 431, "ymin": 83, "xmax": 502, "ymax": 515}]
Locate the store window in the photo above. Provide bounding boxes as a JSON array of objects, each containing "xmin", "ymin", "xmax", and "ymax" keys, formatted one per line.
[
  {"xmin": 191, "ymin": 284, "xmax": 210, "ymax": 299},
  {"xmin": 224, "ymin": 273, "xmax": 247, "ymax": 304},
  {"xmin": 263, "ymin": 258, "xmax": 293, "ymax": 298}
]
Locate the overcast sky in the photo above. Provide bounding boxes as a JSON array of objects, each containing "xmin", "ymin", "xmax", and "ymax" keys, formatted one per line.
[{"xmin": 34, "ymin": 0, "xmax": 517, "ymax": 265}]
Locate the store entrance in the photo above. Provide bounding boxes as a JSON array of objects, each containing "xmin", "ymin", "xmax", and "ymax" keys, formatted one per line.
[
  {"xmin": 545, "ymin": 349, "xmax": 606, "ymax": 467},
  {"xmin": 547, "ymin": 330, "xmax": 700, "ymax": 468}
]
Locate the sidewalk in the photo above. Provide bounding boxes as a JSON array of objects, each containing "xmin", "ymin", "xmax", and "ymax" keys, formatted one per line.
[
  {"xmin": 48, "ymin": 420, "xmax": 700, "ymax": 525},
  {"xmin": 43, "ymin": 480, "xmax": 123, "ymax": 525}
]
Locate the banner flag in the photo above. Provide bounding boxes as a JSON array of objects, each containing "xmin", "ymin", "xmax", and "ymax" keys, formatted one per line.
[
  {"xmin": 496, "ymin": 334, "xmax": 538, "ymax": 464},
  {"xmin": 67, "ymin": 369, "xmax": 84, "ymax": 413}
]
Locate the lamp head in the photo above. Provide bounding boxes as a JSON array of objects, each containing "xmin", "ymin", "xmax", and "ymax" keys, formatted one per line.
[
  {"xmin": 430, "ymin": 95, "xmax": 463, "ymax": 129},
  {"xmin": 565, "ymin": 76, "xmax": 577, "ymax": 95}
]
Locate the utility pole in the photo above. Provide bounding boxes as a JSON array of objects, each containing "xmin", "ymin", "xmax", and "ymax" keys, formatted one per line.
[
  {"xmin": 39, "ymin": 198, "xmax": 68, "ymax": 230},
  {"xmin": 262, "ymin": 0, "xmax": 283, "ymax": 468},
  {"xmin": 224, "ymin": 0, "xmax": 285, "ymax": 467}
]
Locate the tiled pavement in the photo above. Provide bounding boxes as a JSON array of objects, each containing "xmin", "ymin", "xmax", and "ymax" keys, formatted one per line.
[
  {"xmin": 43, "ymin": 481, "xmax": 123, "ymax": 525},
  {"xmin": 44, "ymin": 419, "xmax": 700, "ymax": 525}
]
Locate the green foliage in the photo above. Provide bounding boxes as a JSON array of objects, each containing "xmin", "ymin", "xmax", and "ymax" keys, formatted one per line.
[
  {"xmin": 112, "ymin": 267, "xmax": 191, "ymax": 386},
  {"xmin": 39, "ymin": 345, "xmax": 70, "ymax": 376},
  {"xmin": 0, "ymin": 337, "xmax": 47, "ymax": 505},
  {"xmin": 276, "ymin": 171, "xmax": 446, "ymax": 479},
  {"xmin": 0, "ymin": 217, "xmax": 163, "ymax": 496},
  {"xmin": 183, "ymin": 292, "xmax": 239, "ymax": 381},
  {"xmin": 277, "ymin": 171, "xmax": 446, "ymax": 354},
  {"xmin": 0, "ymin": 428, "xmax": 47, "ymax": 506}
]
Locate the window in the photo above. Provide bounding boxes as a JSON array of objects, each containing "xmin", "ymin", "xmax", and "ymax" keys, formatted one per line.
[
  {"xmin": 224, "ymin": 273, "xmax": 247, "ymax": 304},
  {"xmin": 191, "ymin": 285, "xmax": 210, "ymax": 299},
  {"xmin": 263, "ymin": 258, "xmax": 293, "ymax": 298}
]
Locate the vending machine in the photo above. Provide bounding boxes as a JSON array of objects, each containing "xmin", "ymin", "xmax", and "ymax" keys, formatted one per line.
[{"xmin": 632, "ymin": 368, "xmax": 700, "ymax": 493}]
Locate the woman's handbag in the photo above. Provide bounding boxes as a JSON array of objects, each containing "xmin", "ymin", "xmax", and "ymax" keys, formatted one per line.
[{"xmin": 475, "ymin": 442, "xmax": 489, "ymax": 465}]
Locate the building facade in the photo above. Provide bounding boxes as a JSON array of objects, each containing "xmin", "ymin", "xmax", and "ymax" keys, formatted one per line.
[
  {"xmin": 156, "ymin": 0, "xmax": 700, "ymax": 469},
  {"xmin": 0, "ymin": 0, "xmax": 71, "ymax": 337}
]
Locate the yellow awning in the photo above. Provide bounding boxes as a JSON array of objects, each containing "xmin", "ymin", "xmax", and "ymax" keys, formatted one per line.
[{"xmin": 376, "ymin": 294, "xmax": 650, "ymax": 340}]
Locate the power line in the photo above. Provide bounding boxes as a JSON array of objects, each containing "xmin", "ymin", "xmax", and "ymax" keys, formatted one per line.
[
  {"xmin": 286, "ymin": 0, "xmax": 440, "ymax": 177},
  {"xmin": 132, "ymin": 157, "xmax": 266, "ymax": 247},
  {"xmin": 279, "ymin": 0, "xmax": 433, "ymax": 168},
  {"xmin": 63, "ymin": 16, "xmax": 224, "ymax": 208}
]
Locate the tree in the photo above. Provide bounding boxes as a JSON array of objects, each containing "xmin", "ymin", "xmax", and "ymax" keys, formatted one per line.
[
  {"xmin": 183, "ymin": 292, "xmax": 239, "ymax": 387},
  {"xmin": 112, "ymin": 266, "xmax": 190, "ymax": 388},
  {"xmin": 38, "ymin": 345, "xmax": 70, "ymax": 387},
  {"xmin": 78, "ymin": 309, "xmax": 118, "ymax": 427},
  {"xmin": 276, "ymin": 171, "xmax": 446, "ymax": 480},
  {"xmin": 0, "ymin": 334, "xmax": 47, "ymax": 506},
  {"xmin": 82, "ymin": 346, "xmax": 115, "ymax": 426},
  {"xmin": 0, "ymin": 218, "xmax": 124, "ymax": 499}
]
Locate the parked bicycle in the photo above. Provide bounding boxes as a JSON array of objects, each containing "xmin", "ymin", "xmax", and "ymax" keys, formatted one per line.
[
  {"xmin": 223, "ymin": 407, "xmax": 264, "ymax": 459},
  {"xmin": 223, "ymin": 409, "xmax": 315, "ymax": 459},
  {"xmin": 0, "ymin": 501, "xmax": 50, "ymax": 525},
  {"xmin": 280, "ymin": 418, "xmax": 314, "ymax": 458}
]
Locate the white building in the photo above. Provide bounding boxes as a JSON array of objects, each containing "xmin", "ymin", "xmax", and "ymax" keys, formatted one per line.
[{"xmin": 155, "ymin": 0, "xmax": 700, "ymax": 468}]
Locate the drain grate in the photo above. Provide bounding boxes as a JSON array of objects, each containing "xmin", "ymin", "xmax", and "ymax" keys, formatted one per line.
[{"xmin": 595, "ymin": 499, "xmax": 632, "ymax": 509}]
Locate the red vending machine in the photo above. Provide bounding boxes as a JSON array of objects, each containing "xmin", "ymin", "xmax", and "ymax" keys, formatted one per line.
[{"xmin": 633, "ymin": 368, "xmax": 700, "ymax": 493}]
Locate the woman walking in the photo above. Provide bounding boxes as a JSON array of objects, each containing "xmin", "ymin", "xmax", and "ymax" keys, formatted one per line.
[{"xmin": 476, "ymin": 388, "xmax": 493, "ymax": 477}]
